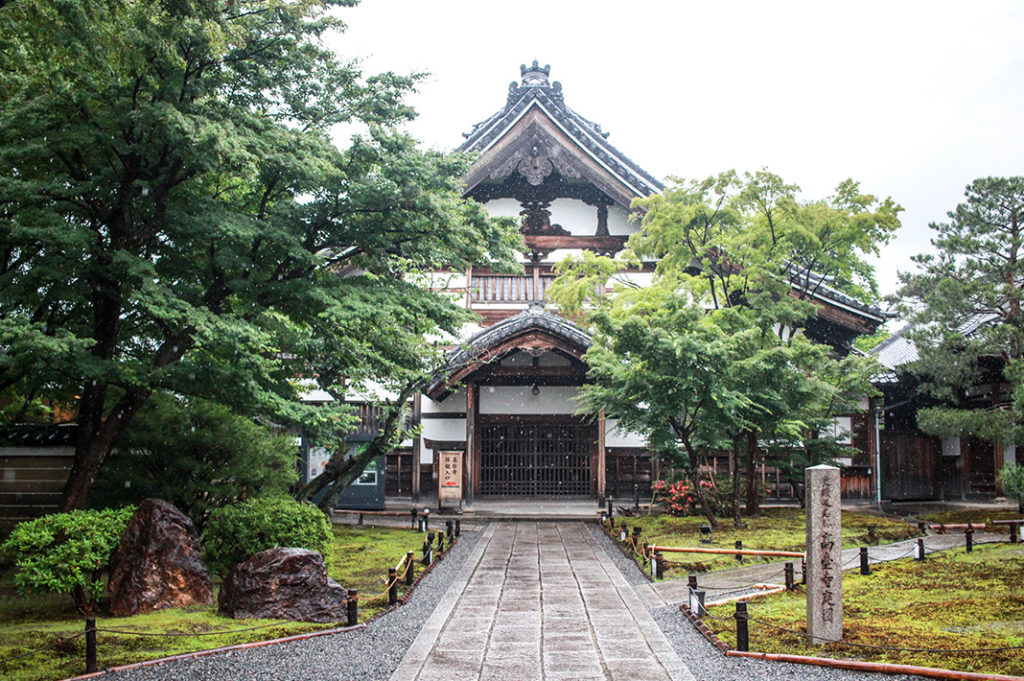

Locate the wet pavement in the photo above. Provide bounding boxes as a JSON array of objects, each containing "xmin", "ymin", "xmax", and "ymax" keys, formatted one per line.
[{"xmin": 389, "ymin": 522, "xmax": 693, "ymax": 681}]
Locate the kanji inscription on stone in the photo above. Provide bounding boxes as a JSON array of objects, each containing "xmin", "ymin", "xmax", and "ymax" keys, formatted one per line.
[{"xmin": 805, "ymin": 464, "xmax": 842, "ymax": 643}]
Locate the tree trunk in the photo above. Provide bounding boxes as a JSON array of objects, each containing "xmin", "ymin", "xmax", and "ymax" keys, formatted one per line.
[
  {"xmin": 61, "ymin": 388, "xmax": 150, "ymax": 511},
  {"xmin": 744, "ymin": 430, "xmax": 761, "ymax": 517},
  {"xmin": 732, "ymin": 435, "xmax": 743, "ymax": 528},
  {"xmin": 683, "ymin": 441, "xmax": 719, "ymax": 529}
]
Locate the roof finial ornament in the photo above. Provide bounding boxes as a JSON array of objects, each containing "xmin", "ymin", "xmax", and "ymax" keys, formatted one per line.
[{"xmin": 520, "ymin": 60, "xmax": 550, "ymax": 87}]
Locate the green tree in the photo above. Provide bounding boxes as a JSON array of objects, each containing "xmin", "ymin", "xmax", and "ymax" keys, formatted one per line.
[
  {"xmin": 0, "ymin": 0, "xmax": 521, "ymax": 510},
  {"xmin": 552, "ymin": 170, "xmax": 895, "ymax": 525},
  {"xmin": 90, "ymin": 395, "xmax": 296, "ymax": 529},
  {"xmin": 898, "ymin": 177, "xmax": 1024, "ymax": 446}
]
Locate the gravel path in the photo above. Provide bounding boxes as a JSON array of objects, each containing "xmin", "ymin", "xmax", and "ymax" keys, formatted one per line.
[
  {"xmin": 105, "ymin": 526, "xmax": 484, "ymax": 681},
  {"xmin": 586, "ymin": 524, "xmax": 929, "ymax": 681}
]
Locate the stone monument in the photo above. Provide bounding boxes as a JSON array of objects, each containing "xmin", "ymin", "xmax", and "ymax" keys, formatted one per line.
[{"xmin": 805, "ymin": 464, "xmax": 842, "ymax": 643}]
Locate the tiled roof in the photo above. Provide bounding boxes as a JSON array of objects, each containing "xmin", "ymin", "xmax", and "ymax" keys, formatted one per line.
[
  {"xmin": 426, "ymin": 303, "xmax": 591, "ymax": 397},
  {"xmin": 788, "ymin": 266, "xmax": 890, "ymax": 322},
  {"xmin": 870, "ymin": 312, "xmax": 1001, "ymax": 372},
  {"xmin": 459, "ymin": 62, "xmax": 664, "ymax": 199}
]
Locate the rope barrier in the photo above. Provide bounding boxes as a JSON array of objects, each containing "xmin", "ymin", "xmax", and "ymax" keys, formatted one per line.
[{"xmin": 94, "ymin": 621, "xmax": 293, "ymax": 637}]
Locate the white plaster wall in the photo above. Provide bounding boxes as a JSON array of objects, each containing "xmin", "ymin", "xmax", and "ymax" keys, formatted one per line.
[
  {"xmin": 549, "ymin": 198, "xmax": 596, "ymax": 236},
  {"xmin": 420, "ymin": 418, "xmax": 467, "ymax": 463},
  {"xmin": 618, "ymin": 271, "xmax": 653, "ymax": 288},
  {"xmin": 480, "ymin": 385, "xmax": 579, "ymax": 414},
  {"xmin": 605, "ymin": 418, "xmax": 647, "ymax": 447},
  {"xmin": 409, "ymin": 270, "xmax": 467, "ymax": 289},
  {"xmin": 485, "ymin": 198, "xmax": 523, "ymax": 218},
  {"xmin": 830, "ymin": 416, "xmax": 852, "ymax": 444},
  {"xmin": 607, "ymin": 205, "xmax": 637, "ymax": 236},
  {"xmin": 421, "ymin": 391, "xmax": 466, "ymax": 414}
]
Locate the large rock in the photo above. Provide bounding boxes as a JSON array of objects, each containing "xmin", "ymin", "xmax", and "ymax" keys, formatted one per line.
[
  {"xmin": 218, "ymin": 547, "xmax": 348, "ymax": 623},
  {"xmin": 108, "ymin": 498, "xmax": 213, "ymax": 616}
]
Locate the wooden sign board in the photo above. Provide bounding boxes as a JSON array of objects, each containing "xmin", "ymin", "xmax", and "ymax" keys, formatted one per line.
[{"xmin": 438, "ymin": 450, "xmax": 463, "ymax": 504}]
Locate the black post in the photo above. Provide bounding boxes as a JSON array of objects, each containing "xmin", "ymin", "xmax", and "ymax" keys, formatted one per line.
[
  {"xmin": 421, "ymin": 536, "xmax": 431, "ymax": 565},
  {"xmin": 388, "ymin": 567, "xmax": 398, "ymax": 605},
  {"xmin": 437, "ymin": 533, "xmax": 445, "ymax": 553},
  {"xmin": 688, "ymin": 574, "xmax": 698, "ymax": 591},
  {"xmin": 734, "ymin": 601, "xmax": 750, "ymax": 652},
  {"xmin": 654, "ymin": 551, "xmax": 664, "ymax": 580},
  {"xmin": 357, "ymin": 512, "xmax": 364, "ymax": 526},
  {"xmin": 918, "ymin": 521, "xmax": 927, "ymax": 534},
  {"xmin": 859, "ymin": 546, "xmax": 870, "ymax": 575},
  {"xmin": 85, "ymin": 616, "xmax": 97, "ymax": 674},
  {"xmin": 1011, "ymin": 522, "xmax": 1020, "ymax": 544},
  {"xmin": 633, "ymin": 484, "xmax": 640, "ymax": 511},
  {"xmin": 735, "ymin": 540, "xmax": 743, "ymax": 562},
  {"xmin": 405, "ymin": 551, "xmax": 415, "ymax": 585},
  {"xmin": 446, "ymin": 520, "xmax": 453, "ymax": 540},
  {"xmin": 423, "ymin": 509, "xmax": 429, "ymax": 531},
  {"xmin": 455, "ymin": 519, "xmax": 461, "ymax": 537},
  {"xmin": 916, "ymin": 537, "xmax": 925, "ymax": 561},
  {"xmin": 965, "ymin": 527, "xmax": 974, "ymax": 553},
  {"xmin": 606, "ymin": 496, "xmax": 613, "ymax": 519},
  {"xmin": 346, "ymin": 589, "xmax": 359, "ymax": 626},
  {"xmin": 784, "ymin": 562, "xmax": 794, "ymax": 591},
  {"xmin": 691, "ymin": 589, "xmax": 706, "ymax": 616},
  {"xmin": 801, "ymin": 558, "xmax": 806, "ymax": 585},
  {"xmin": 411, "ymin": 508, "xmax": 418, "ymax": 529},
  {"xmin": 417, "ymin": 516, "xmax": 425, "ymax": 532}
]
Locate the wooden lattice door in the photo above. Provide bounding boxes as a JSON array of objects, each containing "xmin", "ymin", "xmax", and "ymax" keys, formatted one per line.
[{"xmin": 479, "ymin": 417, "xmax": 594, "ymax": 496}]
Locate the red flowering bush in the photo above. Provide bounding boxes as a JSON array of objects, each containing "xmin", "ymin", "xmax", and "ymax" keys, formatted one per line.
[
  {"xmin": 652, "ymin": 476, "xmax": 722, "ymax": 516},
  {"xmin": 652, "ymin": 478, "xmax": 695, "ymax": 516}
]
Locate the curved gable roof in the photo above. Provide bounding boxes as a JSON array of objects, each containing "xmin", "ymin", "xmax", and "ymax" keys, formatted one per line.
[
  {"xmin": 459, "ymin": 62, "xmax": 663, "ymax": 208},
  {"xmin": 426, "ymin": 304, "xmax": 591, "ymax": 400}
]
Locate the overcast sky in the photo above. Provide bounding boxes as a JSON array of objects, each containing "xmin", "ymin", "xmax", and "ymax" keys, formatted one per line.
[{"xmin": 328, "ymin": 0, "xmax": 1024, "ymax": 301}]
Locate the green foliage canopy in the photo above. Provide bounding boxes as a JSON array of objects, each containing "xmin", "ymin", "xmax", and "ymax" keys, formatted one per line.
[
  {"xmin": 1, "ymin": 506, "xmax": 135, "ymax": 614},
  {"xmin": 91, "ymin": 395, "xmax": 297, "ymax": 530},
  {"xmin": 0, "ymin": 0, "xmax": 521, "ymax": 509},
  {"xmin": 898, "ymin": 177, "xmax": 1024, "ymax": 445},
  {"xmin": 551, "ymin": 170, "xmax": 896, "ymax": 524}
]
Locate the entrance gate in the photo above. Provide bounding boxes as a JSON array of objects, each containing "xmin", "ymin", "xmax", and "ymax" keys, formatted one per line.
[{"xmin": 479, "ymin": 416, "xmax": 594, "ymax": 496}]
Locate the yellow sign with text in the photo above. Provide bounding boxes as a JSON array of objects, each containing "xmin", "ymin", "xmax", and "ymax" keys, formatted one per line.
[{"xmin": 438, "ymin": 450, "xmax": 463, "ymax": 504}]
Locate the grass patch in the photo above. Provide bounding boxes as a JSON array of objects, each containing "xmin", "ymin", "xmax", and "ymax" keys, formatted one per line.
[
  {"xmin": 701, "ymin": 542, "xmax": 1024, "ymax": 676},
  {"xmin": 0, "ymin": 524, "xmax": 430, "ymax": 681},
  {"xmin": 612, "ymin": 508, "xmax": 919, "ymax": 573}
]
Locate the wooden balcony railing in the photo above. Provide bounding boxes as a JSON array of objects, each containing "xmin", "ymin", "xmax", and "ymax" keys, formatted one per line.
[{"xmin": 470, "ymin": 274, "xmax": 557, "ymax": 303}]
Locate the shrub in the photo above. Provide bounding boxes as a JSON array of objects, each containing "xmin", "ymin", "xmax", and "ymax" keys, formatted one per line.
[
  {"xmin": 997, "ymin": 462, "xmax": 1024, "ymax": 513},
  {"xmin": 201, "ymin": 496, "xmax": 331, "ymax": 576},
  {"xmin": 1, "ymin": 506, "xmax": 135, "ymax": 614}
]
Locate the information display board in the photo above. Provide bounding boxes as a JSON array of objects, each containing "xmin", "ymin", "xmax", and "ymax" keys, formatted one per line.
[{"xmin": 438, "ymin": 450, "xmax": 463, "ymax": 505}]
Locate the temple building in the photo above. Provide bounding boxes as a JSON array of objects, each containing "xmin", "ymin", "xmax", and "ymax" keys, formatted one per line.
[{"xmin": 304, "ymin": 62, "xmax": 890, "ymax": 504}]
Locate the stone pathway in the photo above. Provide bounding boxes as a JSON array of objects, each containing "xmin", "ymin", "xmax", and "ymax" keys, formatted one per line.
[{"xmin": 390, "ymin": 522, "xmax": 693, "ymax": 681}]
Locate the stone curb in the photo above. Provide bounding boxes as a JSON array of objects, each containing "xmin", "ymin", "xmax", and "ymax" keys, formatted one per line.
[{"xmin": 678, "ymin": 603, "xmax": 729, "ymax": 653}]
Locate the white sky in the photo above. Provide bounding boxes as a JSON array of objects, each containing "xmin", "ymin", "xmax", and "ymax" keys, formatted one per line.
[{"xmin": 328, "ymin": 0, "xmax": 1024, "ymax": 301}]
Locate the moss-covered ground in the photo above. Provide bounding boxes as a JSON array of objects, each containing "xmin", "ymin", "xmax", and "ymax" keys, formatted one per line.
[
  {"xmin": 0, "ymin": 524, "xmax": 432, "ymax": 681},
  {"xmin": 917, "ymin": 508, "xmax": 1024, "ymax": 526},
  {"xmin": 610, "ymin": 508, "xmax": 920, "ymax": 573},
  {"xmin": 701, "ymin": 542, "xmax": 1024, "ymax": 676}
]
